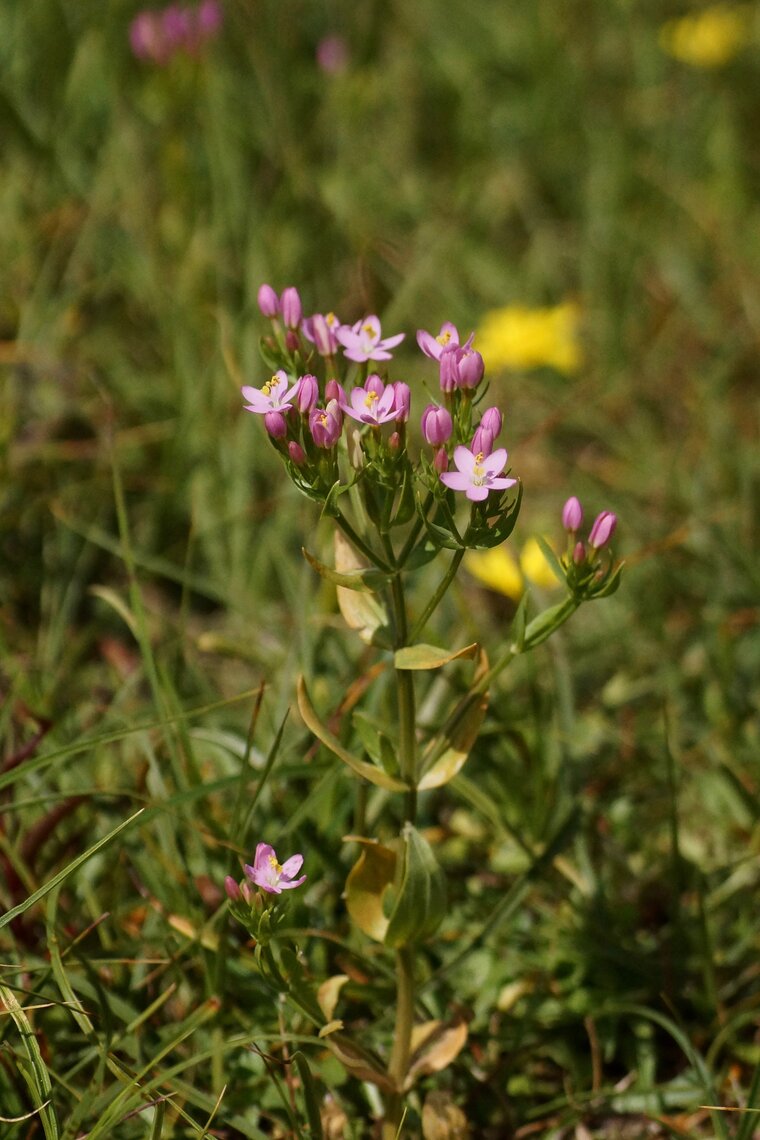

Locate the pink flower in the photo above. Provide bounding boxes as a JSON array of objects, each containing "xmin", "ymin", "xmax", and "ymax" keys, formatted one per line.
[
  {"xmin": 245, "ymin": 843, "xmax": 306, "ymax": 895},
  {"xmin": 470, "ymin": 424, "xmax": 495, "ymax": 456},
  {"xmin": 588, "ymin": 511, "xmax": 617, "ymax": 550},
  {"xmin": 316, "ymin": 34, "xmax": 349, "ymax": 74},
  {"xmin": 264, "ymin": 410, "xmax": 287, "ymax": 438},
  {"xmin": 336, "ymin": 316, "xmax": 405, "ymax": 363},
  {"xmin": 479, "ymin": 407, "xmax": 502, "ymax": 437},
  {"xmin": 416, "ymin": 322, "xmax": 472, "ymax": 361},
  {"xmin": 303, "ymin": 312, "xmax": 342, "ymax": 356},
  {"xmin": 242, "ymin": 371, "xmax": 301, "ymax": 415},
  {"xmin": 288, "ymin": 441, "xmax": 307, "ymax": 466},
  {"xmin": 421, "ymin": 404, "xmax": 453, "ymax": 446},
  {"xmin": 562, "ymin": 496, "xmax": 583, "ymax": 532},
  {"xmin": 439, "ymin": 344, "xmax": 484, "ymax": 391},
  {"xmin": 440, "ymin": 446, "xmax": 517, "ymax": 502},
  {"xmin": 341, "ymin": 375, "xmax": 399, "ymax": 425},
  {"xmin": 309, "ymin": 400, "xmax": 343, "ymax": 447}
]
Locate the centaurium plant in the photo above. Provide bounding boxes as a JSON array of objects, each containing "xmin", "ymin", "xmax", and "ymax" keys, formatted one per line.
[{"xmin": 229, "ymin": 286, "xmax": 623, "ymax": 1136}]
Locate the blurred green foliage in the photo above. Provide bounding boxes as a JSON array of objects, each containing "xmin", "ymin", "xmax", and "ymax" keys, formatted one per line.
[{"xmin": 0, "ymin": 0, "xmax": 759, "ymax": 1135}]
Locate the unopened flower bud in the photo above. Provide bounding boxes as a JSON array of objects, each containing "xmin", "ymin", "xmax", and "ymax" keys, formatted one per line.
[
  {"xmin": 562, "ymin": 496, "xmax": 583, "ymax": 532},
  {"xmin": 224, "ymin": 875, "xmax": 242, "ymax": 902},
  {"xmin": 280, "ymin": 287, "xmax": 302, "ymax": 329},
  {"xmin": 588, "ymin": 511, "xmax": 617, "ymax": 550},
  {"xmin": 457, "ymin": 348, "xmax": 484, "ymax": 389},
  {"xmin": 309, "ymin": 400, "xmax": 343, "ymax": 448},
  {"xmin": 264, "ymin": 411, "xmax": 287, "ymax": 439},
  {"xmin": 306, "ymin": 312, "xmax": 341, "ymax": 356},
  {"xmin": 470, "ymin": 425, "xmax": 495, "ymax": 456},
  {"xmin": 285, "ymin": 329, "xmax": 300, "ymax": 353},
  {"xmin": 257, "ymin": 284, "xmax": 280, "ymax": 319},
  {"xmin": 573, "ymin": 541, "xmax": 586, "ymax": 565},
  {"xmin": 421, "ymin": 404, "xmax": 453, "ymax": 446},
  {"xmin": 479, "ymin": 407, "xmax": 502, "ymax": 436},
  {"xmin": 296, "ymin": 373, "xmax": 319, "ymax": 412},
  {"xmin": 392, "ymin": 382, "xmax": 411, "ymax": 422},
  {"xmin": 434, "ymin": 447, "xmax": 449, "ymax": 474},
  {"xmin": 288, "ymin": 441, "xmax": 306, "ymax": 466},
  {"xmin": 439, "ymin": 347, "xmax": 459, "ymax": 393},
  {"xmin": 388, "ymin": 431, "xmax": 401, "ymax": 452},
  {"xmin": 325, "ymin": 378, "xmax": 346, "ymax": 404}
]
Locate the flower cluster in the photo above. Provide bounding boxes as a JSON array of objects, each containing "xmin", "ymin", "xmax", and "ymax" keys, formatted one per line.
[
  {"xmin": 243, "ymin": 287, "xmax": 520, "ymax": 547},
  {"xmin": 129, "ymin": 0, "xmax": 222, "ymax": 64},
  {"xmin": 559, "ymin": 496, "xmax": 621, "ymax": 600}
]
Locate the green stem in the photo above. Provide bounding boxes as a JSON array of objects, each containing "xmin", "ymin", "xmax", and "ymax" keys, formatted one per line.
[
  {"xmin": 383, "ymin": 947, "xmax": 415, "ymax": 1140},
  {"xmin": 409, "ymin": 547, "xmax": 465, "ymax": 643},
  {"xmin": 388, "ymin": 571, "xmax": 418, "ymax": 820},
  {"xmin": 397, "ymin": 492, "xmax": 433, "ymax": 567}
]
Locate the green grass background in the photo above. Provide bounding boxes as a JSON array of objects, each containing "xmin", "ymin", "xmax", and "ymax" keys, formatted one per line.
[{"xmin": 1, "ymin": 0, "xmax": 759, "ymax": 1136}]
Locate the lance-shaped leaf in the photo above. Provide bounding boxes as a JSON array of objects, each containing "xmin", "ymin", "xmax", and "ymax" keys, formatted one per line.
[
  {"xmin": 523, "ymin": 596, "xmax": 578, "ymax": 650},
  {"xmin": 334, "ymin": 531, "xmax": 391, "ymax": 645},
  {"xmin": 302, "ymin": 547, "xmax": 386, "ymax": 592},
  {"xmin": 407, "ymin": 1019, "xmax": 469, "ymax": 1087},
  {"xmin": 417, "ymin": 689, "xmax": 489, "ymax": 791},
  {"xmin": 394, "ymin": 642, "xmax": 478, "ymax": 671},
  {"xmin": 384, "ymin": 824, "xmax": 447, "ymax": 948},
  {"xmin": 297, "ymin": 678, "xmax": 408, "ymax": 791},
  {"xmin": 317, "ymin": 975, "xmax": 350, "ymax": 1022},
  {"xmin": 324, "ymin": 1035, "xmax": 396, "ymax": 1092},
  {"xmin": 344, "ymin": 837, "xmax": 397, "ymax": 942}
]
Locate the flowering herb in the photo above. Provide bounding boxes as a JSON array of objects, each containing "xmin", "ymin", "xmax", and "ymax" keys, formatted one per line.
[
  {"xmin": 439, "ymin": 446, "xmax": 517, "ymax": 502},
  {"xmin": 336, "ymin": 315, "xmax": 405, "ymax": 362}
]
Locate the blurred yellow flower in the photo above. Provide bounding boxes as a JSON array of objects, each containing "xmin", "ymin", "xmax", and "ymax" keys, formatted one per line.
[
  {"xmin": 465, "ymin": 538, "xmax": 560, "ymax": 603},
  {"xmin": 475, "ymin": 301, "xmax": 582, "ymax": 375},
  {"xmin": 659, "ymin": 5, "xmax": 752, "ymax": 68}
]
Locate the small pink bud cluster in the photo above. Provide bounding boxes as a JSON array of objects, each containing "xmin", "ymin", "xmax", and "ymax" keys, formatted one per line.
[
  {"xmin": 561, "ymin": 497, "xmax": 617, "ymax": 565},
  {"xmin": 417, "ymin": 323, "xmax": 484, "ymax": 393},
  {"xmin": 130, "ymin": 0, "xmax": 222, "ymax": 64}
]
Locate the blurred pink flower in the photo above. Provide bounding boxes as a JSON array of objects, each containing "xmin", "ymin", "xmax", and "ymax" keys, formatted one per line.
[
  {"xmin": 129, "ymin": 0, "xmax": 222, "ymax": 64},
  {"xmin": 316, "ymin": 34, "xmax": 349, "ymax": 74}
]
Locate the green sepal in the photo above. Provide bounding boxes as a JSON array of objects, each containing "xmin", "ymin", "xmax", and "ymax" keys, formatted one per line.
[
  {"xmin": 384, "ymin": 824, "xmax": 447, "ymax": 948},
  {"xmin": 536, "ymin": 534, "xmax": 565, "ymax": 583}
]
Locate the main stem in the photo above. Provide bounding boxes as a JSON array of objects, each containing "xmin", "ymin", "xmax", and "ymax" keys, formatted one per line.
[
  {"xmin": 385, "ymin": 566, "xmax": 418, "ymax": 1133},
  {"xmin": 383, "ymin": 947, "xmax": 415, "ymax": 1140}
]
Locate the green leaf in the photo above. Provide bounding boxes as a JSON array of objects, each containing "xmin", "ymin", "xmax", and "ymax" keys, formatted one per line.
[
  {"xmin": 394, "ymin": 642, "xmax": 478, "ymax": 671},
  {"xmin": 292, "ymin": 1053, "xmax": 324, "ymax": 1139},
  {"xmin": 302, "ymin": 546, "xmax": 386, "ymax": 591},
  {"xmin": 536, "ymin": 534, "xmax": 566, "ymax": 583},
  {"xmin": 418, "ymin": 690, "xmax": 489, "ymax": 790},
  {"xmin": 0, "ymin": 985, "xmax": 58, "ymax": 1140},
  {"xmin": 523, "ymin": 596, "xmax": 579, "ymax": 649},
  {"xmin": 297, "ymin": 678, "xmax": 408, "ymax": 791},
  {"xmin": 385, "ymin": 824, "xmax": 447, "ymax": 947}
]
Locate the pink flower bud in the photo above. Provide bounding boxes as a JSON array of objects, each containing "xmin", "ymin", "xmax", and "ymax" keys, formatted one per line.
[
  {"xmin": 457, "ymin": 348, "xmax": 485, "ymax": 389},
  {"xmin": 439, "ymin": 347, "xmax": 459, "ymax": 393},
  {"xmin": 325, "ymin": 378, "xmax": 346, "ymax": 404},
  {"xmin": 562, "ymin": 496, "xmax": 583, "ymax": 532},
  {"xmin": 470, "ymin": 425, "xmax": 495, "ymax": 456},
  {"xmin": 392, "ymin": 382, "xmax": 411, "ymax": 422},
  {"xmin": 433, "ymin": 448, "xmax": 449, "ymax": 474},
  {"xmin": 479, "ymin": 407, "xmax": 502, "ymax": 437},
  {"xmin": 588, "ymin": 511, "xmax": 617, "ymax": 550},
  {"xmin": 573, "ymin": 541, "xmax": 586, "ymax": 565},
  {"xmin": 257, "ymin": 284, "xmax": 280, "ymax": 318},
  {"xmin": 296, "ymin": 374, "xmax": 319, "ymax": 412},
  {"xmin": 316, "ymin": 34, "xmax": 349, "ymax": 74},
  {"xmin": 388, "ymin": 431, "xmax": 401, "ymax": 452},
  {"xmin": 305, "ymin": 312, "xmax": 341, "ymax": 356},
  {"xmin": 224, "ymin": 876, "xmax": 242, "ymax": 902},
  {"xmin": 264, "ymin": 410, "xmax": 287, "ymax": 438},
  {"xmin": 280, "ymin": 287, "xmax": 302, "ymax": 330},
  {"xmin": 421, "ymin": 404, "xmax": 453, "ymax": 446},
  {"xmin": 288, "ymin": 441, "xmax": 306, "ymax": 466},
  {"xmin": 197, "ymin": 0, "xmax": 223, "ymax": 36},
  {"xmin": 285, "ymin": 329, "xmax": 300, "ymax": 353}
]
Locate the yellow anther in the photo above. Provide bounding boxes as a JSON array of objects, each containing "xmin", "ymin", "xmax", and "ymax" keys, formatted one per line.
[
  {"xmin": 436, "ymin": 331, "xmax": 452, "ymax": 346},
  {"xmin": 364, "ymin": 390, "xmax": 379, "ymax": 408}
]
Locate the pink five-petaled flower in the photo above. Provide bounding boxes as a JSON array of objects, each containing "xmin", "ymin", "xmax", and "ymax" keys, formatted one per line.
[
  {"xmin": 302, "ymin": 312, "xmax": 342, "ymax": 356},
  {"xmin": 416, "ymin": 322, "xmax": 472, "ymax": 361},
  {"xmin": 245, "ymin": 843, "xmax": 306, "ymax": 895},
  {"xmin": 341, "ymin": 375, "xmax": 399, "ymax": 425},
  {"xmin": 336, "ymin": 315, "xmax": 405, "ymax": 363},
  {"xmin": 440, "ymin": 445, "xmax": 517, "ymax": 502},
  {"xmin": 242, "ymin": 371, "xmax": 301, "ymax": 415}
]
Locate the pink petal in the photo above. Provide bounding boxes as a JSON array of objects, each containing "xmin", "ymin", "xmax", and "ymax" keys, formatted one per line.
[
  {"xmin": 440, "ymin": 472, "xmax": 471, "ymax": 492},
  {"xmin": 482, "ymin": 448, "xmax": 508, "ymax": 476},
  {"xmin": 280, "ymin": 854, "xmax": 304, "ymax": 878},
  {"xmin": 451, "ymin": 446, "xmax": 478, "ymax": 475},
  {"xmin": 277, "ymin": 875, "xmax": 307, "ymax": 890},
  {"xmin": 466, "ymin": 485, "xmax": 490, "ymax": 502}
]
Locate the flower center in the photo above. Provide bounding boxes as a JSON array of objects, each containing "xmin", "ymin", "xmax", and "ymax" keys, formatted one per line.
[
  {"xmin": 364, "ymin": 390, "xmax": 379, "ymax": 408},
  {"xmin": 262, "ymin": 375, "xmax": 278, "ymax": 397},
  {"xmin": 437, "ymin": 331, "xmax": 452, "ymax": 346},
  {"xmin": 326, "ymin": 312, "xmax": 338, "ymax": 327},
  {"xmin": 268, "ymin": 854, "xmax": 283, "ymax": 874},
  {"xmin": 472, "ymin": 453, "xmax": 486, "ymax": 485},
  {"xmin": 362, "ymin": 322, "xmax": 376, "ymax": 337}
]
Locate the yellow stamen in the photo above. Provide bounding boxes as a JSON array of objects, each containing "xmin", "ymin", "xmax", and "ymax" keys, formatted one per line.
[
  {"xmin": 362, "ymin": 322, "xmax": 375, "ymax": 335},
  {"xmin": 436, "ymin": 330, "xmax": 452, "ymax": 346},
  {"xmin": 364, "ymin": 390, "xmax": 379, "ymax": 408},
  {"xmin": 268, "ymin": 854, "xmax": 283, "ymax": 873}
]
